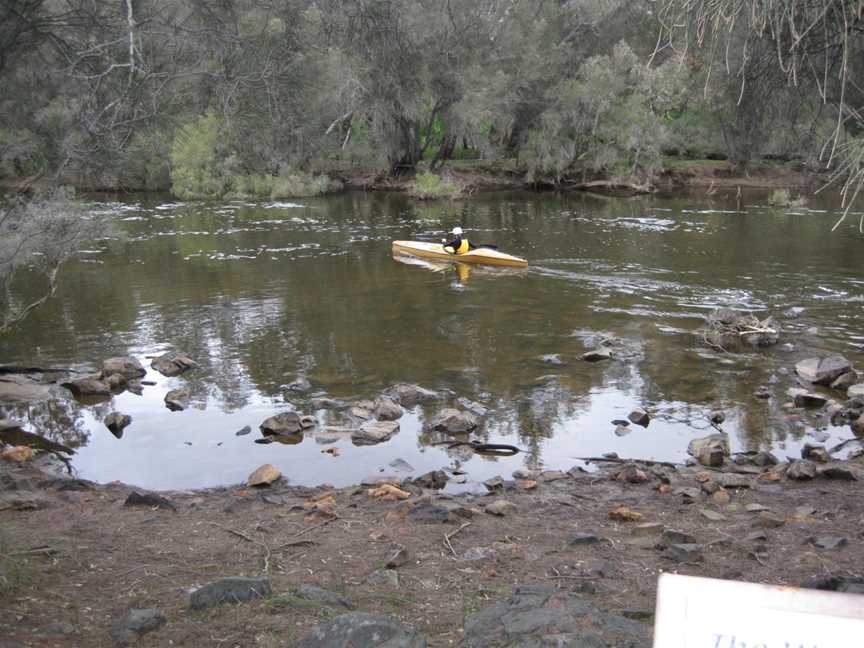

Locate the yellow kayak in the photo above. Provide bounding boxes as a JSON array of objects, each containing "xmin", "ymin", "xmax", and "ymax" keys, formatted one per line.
[{"xmin": 391, "ymin": 240, "xmax": 528, "ymax": 268}]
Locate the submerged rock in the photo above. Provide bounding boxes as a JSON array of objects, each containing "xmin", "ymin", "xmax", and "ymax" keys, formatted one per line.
[
  {"xmin": 151, "ymin": 352, "xmax": 199, "ymax": 377},
  {"xmin": 384, "ymin": 383, "xmax": 439, "ymax": 407},
  {"xmin": 428, "ymin": 408, "xmax": 478, "ymax": 434},
  {"xmin": 260, "ymin": 412, "xmax": 305, "ymax": 436},
  {"xmin": 351, "ymin": 420, "xmax": 399, "ymax": 445},
  {"xmin": 582, "ymin": 349, "xmax": 612, "ymax": 362},
  {"xmin": 61, "ymin": 377, "xmax": 110, "ymax": 397},
  {"xmin": 101, "ymin": 356, "xmax": 146, "ymax": 380}
]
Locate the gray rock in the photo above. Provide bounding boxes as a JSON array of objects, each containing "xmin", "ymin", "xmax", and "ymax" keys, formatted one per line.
[
  {"xmin": 428, "ymin": 408, "xmax": 478, "ymax": 434},
  {"xmin": 260, "ymin": 412, "xmax": 304, "ymax": 436},
  {"xmin": 745, "ymin": 531, "xmax": 769, "ymax": 542},
  {"xmin": 189, "ymin": 577, "xmax": 271, "ymax": 610},
  {"xmin": 665, "ymin": 544, "xmax": 704, "ymax": 563},
  {"xmin": 802, "ymin": 575, "xmax": 864, "ymax": 594},
  {"xmin": 485, "ymin": 500, "xmax": 516, "ymax": 516},
  {"xmin": 628, "ymin": 408, "xmax": 650, "ymax": 427},
  {"xmin": 788, "ymin": 389, "xmax": 828, "ymax": 408},
  {"xmin": 298, "ymin": 612, "xmax": 426, "ymax": 648},
  {"xmin": 796, "ymin": 355, "xmax": 853, "ymax": 386},
  {"xmin": 582, "ymin": 349, "xmax": 612, "ymax": 362},
  {"xmin": 125, "ymin": 491, "xmax": 176, "ymax": 511},
  {"xmin": 709, "ymin": 409, "xmax": 725, "ymax": 424},
  {"xmin": 365, "ymin": 569, "xmax": 400, "ymax": 588},
  {"xmin": 235, "ymin": 425, "xmax": 251, "ymax": 436},
  {"xmin": 755, "ymin": 512, "xmax": 785, "ymax": 529},
  {"xmin": 801, "ymin": 443, "xmax": 830, "ymax": 463},
  {"xmin": 294, "ymin": 585, "xmax": 355, "ymax": 610},
  {"xmin": 808, "ymin": 536, "xmax": 848, "ymax": 550},
  {"xmin": 717, "ymin": 473, "xmax": 752, "ymax": 489},
  {"xmin": 384, "ymin": 383, "xmax": 439, "ymax": 407},
  {"xmin": 151, "ymin": 352, "xmax": 199, "ymax": 377},
  {"xmin": 310, "ymin": 397, "xmax": 344, "ymax": 410},
  {"xmin": 700, "ymin": 509, "xmax": 727, "ymax": 522},
  {"xmin": 406, "ymin": 504, "xmax": 453, "ymax": 524},
  {"xmin": 853, "ymin": 413, "xmax": 864, "ymax": 436},
  {"xmin": 61, "ymin": 377, "xmax": 110, "ymax": 397},
  {"xmin": 787, "ymin": 459, "xmax": 817, "ymax": 480},
  {"xmin": 456, "ymin": 397, "xmax": 489, "ymax": 417},
  {"xmin": 352, "ymin": 420, "xmax": 399, "ymax": 446},
  {"xmin": 374, "ymin": 398, "xmax": 403, "ymax": 421},
  {"xmin": 688, "ymin": 433, "xmax": 730, "ymax": 466},
  {"xmin": 413, "ymin": 470, "xmax": 448, "ymax": 490},
  {"xmin": 385, "ymin": 544, "xmax": 410, "ymax": 569},
  {"xmin": 286, "ymin": 377, "xmax": 312, "ymax": 393},
  {"xmin": 848, "ymin": 384, "xmax": 864, "ymax": 399},
  {"xmin": 463, "ymin": 546, "xmax": 498, "ymax": 562},
  {"xmin": 663, "ymin": 529, "xmax": 697, "ymax": 545},
  {"xmin": 104, "ymin": 412, "xmax": 132, "ymax": 437},
  {"xmin": 110, "ymin": 608, "xmax": 166, "ymax": 646},
  {"xmin": 164, "ymin": 388, "xmax": 191, "ymax": 412},
  {"xmin": 751, "ymin": 451, "xmax": 778, "ymax": 466},
  {"xmin": 462, "ymin": 584, "xmax": 650, "ymax": 648},
  {"xmin": 817, "ymin": 463, "xmax": 858, "ymax": 481},
  {"xmin": 753, "ymin": 386, "xmax": 772, "ymax": 399},
  {"xmin": 540, "ymin": 354, "xmax": 566, "ymax": 366},
  {"xmin": 568, "ymin": 532, "xmax": 603, "ymax": 546},
  {"xmin": 831, "ymin": 371, "xmax": 859, "ymax": 391},
  {"xmin": 101, "ymin": 357, "xmax": 146, "ymax": 380},
  {"xmin": 104, "ymin": 373, "xmax": 128, "ymax": 391},
  {"xmin": 0, "ymin": 491, "xmax": 51, "ymax": 510}
]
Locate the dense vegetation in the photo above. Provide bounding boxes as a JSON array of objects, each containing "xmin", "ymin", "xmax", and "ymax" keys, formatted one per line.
[{"xmin": 1, "ymin": 0, "xmax": 861, "ymax": 198}]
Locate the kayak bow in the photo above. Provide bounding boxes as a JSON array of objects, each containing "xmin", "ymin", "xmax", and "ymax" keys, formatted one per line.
[{"xmin": 391, "ymin": 240, "xmax": 528, "ymax": 268}]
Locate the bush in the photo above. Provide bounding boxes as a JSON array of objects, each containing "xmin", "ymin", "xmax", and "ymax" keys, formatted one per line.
[
  {"xmin": 407, "ymin": 171, "xmax": 463, "ymax": 200},
  {"xmin": 170, "ymin": 114, "xmax": 229, "ymax": 199},
  {"xmin": 767, "ymin": 189, "xmax": 807, "ymax": 208}
]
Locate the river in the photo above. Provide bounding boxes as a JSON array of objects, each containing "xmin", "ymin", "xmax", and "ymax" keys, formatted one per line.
[{"xmin": 2, "ymin": 189, "xmax": 862, "ymax": 490}]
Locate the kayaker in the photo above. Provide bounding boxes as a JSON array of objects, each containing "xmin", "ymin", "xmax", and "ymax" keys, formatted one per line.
[{"xmin": 442, "ymin": 227, "xmax": 470, "ymax": 255}]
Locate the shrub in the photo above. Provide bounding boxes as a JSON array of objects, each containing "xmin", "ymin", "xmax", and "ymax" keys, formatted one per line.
[
  {"xmin": 767, "ymin": 189, "xmax": 807, "ymax": 208},
  {"xmin": 170, "ymin": 114, "xmax": 229, "ymax": 199},
  {"xmin": 407, "ymin": 171, "xmax": 463, "ymax": 200}
]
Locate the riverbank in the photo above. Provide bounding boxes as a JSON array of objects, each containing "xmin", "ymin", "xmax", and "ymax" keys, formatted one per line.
[
  {"xmin": 2, "ymin": 446, "xmax": 862, "ymax": 647},
  {"xmin": 1, "ymin": 158, "xmax": 828, "ymax": 197}
]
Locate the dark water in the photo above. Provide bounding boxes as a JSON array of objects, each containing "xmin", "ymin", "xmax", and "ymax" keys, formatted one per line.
[{"xmin": 2, "ymin": 190, "xmax": 862, "ymax": 490}]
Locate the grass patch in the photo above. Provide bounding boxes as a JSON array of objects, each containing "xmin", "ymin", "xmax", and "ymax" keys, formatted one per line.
[
  {"xmin": 407, "ymin": 171, "xmax": 463, "ymax": 200},
  {"xmin": 662, "ymin": 158, "xmax": 730, "ymax": 170}
]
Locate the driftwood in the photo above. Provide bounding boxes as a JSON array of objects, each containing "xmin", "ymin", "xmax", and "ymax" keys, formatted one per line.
[
  {"xmin": 0, "ymin": 365, "xmax": 83, "ymax": 374},
  {"xmin": 565, "ymin": 179, "xmax": 653, "ymax": 194},
  {"xmin": 572, "ymin": 456, "xmax": 679, "ymax": 469},
  {"xmin": 702, "ymin": 308, "xmax": 779, "ymax": 352}
]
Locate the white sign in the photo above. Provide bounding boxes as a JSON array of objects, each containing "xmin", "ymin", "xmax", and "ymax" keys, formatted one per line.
[{"xmin": 654, "ymin": 574, "xmax": 864, "ymax": 648}]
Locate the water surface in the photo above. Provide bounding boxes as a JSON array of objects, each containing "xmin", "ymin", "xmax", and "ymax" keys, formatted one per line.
[{"xmin": 2, "ymin": 190, "xmax": 862, "ymax": 489}]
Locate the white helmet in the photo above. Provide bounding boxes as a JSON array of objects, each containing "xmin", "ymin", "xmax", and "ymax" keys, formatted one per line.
[{"xmin": 451, "ymin": 227, "xmax": 463, "ymax": 236}]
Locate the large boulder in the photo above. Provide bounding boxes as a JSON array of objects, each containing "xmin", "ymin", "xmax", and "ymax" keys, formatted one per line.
[
  {"xmin": 463, "ymin": 584, "xmax": 650, "ymax": 647},
  {"xmin": 351, "ymin": 420, "xmax": 399, "ymax": 446},
  {"xmin": 384, "ymin": 384, "xmax": 439, "ymax": 407},
  {"xmin": 101, "ymin": 356, "xmax": 146, "ymax": 379},
  {"xmin": 150, "ymin": 352, "xmax": 199, "ymax": 377},
  {"xmin": 297, "ymin": 612, "xmax": 426, "ymax": 648},
  {"xmin": 428, "ymin": 408, "xmax": 478, "ymax": 434},
  {"xmin": 374, "ymin": 398, "xmax": 403, "ymax": 421},
  {"xmin": 795, "ymin": 355, "xmax": 853, "ymax": 386},
  {"xmin": 164, "ymin": 388, "xmax": 191, "ymax": 412}
]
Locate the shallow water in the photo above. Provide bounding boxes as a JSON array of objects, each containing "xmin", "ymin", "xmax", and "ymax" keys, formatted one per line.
[{"xmin": 2, "ymin": 189, "xmax": 862, "ymax": 490}]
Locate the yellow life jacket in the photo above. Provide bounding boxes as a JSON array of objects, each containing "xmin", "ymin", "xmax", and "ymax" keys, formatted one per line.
[{"xmin": 455, "ymin": 238, "xmax": 469, "ymax": 254}]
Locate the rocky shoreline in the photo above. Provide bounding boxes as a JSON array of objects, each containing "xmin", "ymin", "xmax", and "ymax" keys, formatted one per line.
[
  {"xmin": 2, "ymin": 425, "xmax": 863, "ymax": 646},
  {"xmin": 3, "ymin": 323, "xmax": 864, "ymax": 645}
]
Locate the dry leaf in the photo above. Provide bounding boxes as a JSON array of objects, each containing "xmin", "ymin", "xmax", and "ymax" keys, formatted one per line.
[
  {"xmin": 608, "ymin": 505, "xmax": 643, "ymax": 522},
  {"xmin": 515, "ymin": 479, "xmax": 538, "ymax": 490},
  {"xmin": 367, "ymin": 484, "xmax": 411, "ymax": 501},
  {"xmin": 758, "ymin": 471, "xmax": 781, "ymax": 482}
]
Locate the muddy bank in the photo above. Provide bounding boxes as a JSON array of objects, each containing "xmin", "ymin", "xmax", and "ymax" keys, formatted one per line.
[{"xmin": 1, "ymin": 445, "xmax": 863, "ymax": 647}]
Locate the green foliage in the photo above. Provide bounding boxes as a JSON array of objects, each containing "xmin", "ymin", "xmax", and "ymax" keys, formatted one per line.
[
  {"xmin": 407, "ymin": 171, "xmax": 463, "ymax": 200},
  {"xmin": 170, "ymin": 114, "xmax": 229, "ymax": 199}
]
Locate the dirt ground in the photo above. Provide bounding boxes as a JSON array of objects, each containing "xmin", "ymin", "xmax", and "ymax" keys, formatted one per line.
[{"xmin": 1, "ymin": 454, "xmax": 863, "ymax": 648}]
